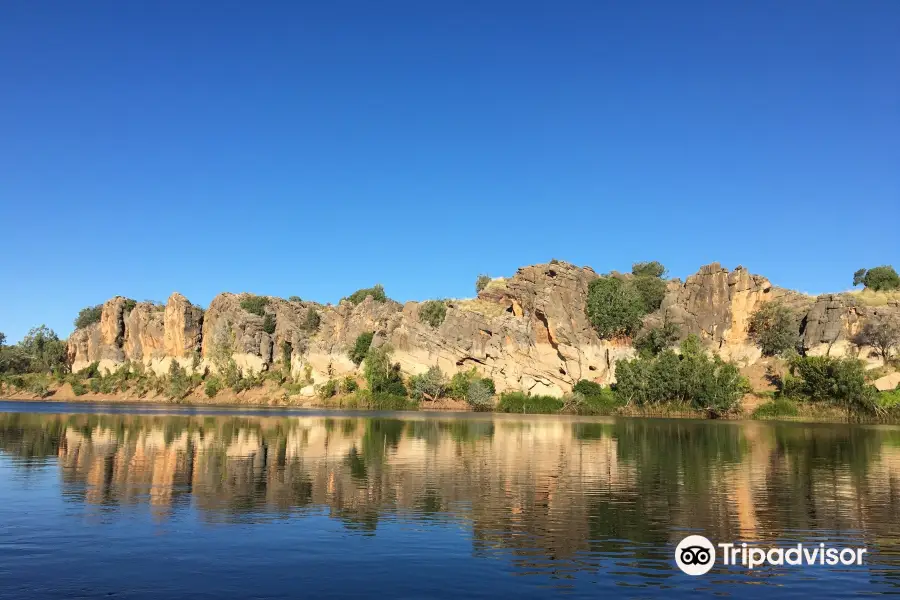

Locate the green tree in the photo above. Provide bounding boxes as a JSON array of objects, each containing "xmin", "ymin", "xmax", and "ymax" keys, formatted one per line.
[
  {"xmin": 418, "ymin": 300, "xmax": 447, "ymax": 328},
  {"xmin": 631, "ymin": 276, "xmax": 667, "ymax": 313},
  {"xmin": 0, "ymin": 332, "xmax": 5, "ymax": 348},
  {"xmin": 74, "ymin": 305, "xmax": 103, "ymax": 329},
  {"xmin": 854, "ymin": 266, "xmax": 900, "ymax": 291},
  {"xmin": 344, "ymin": 284, "xmax": 387, "ymax": 305},
  {"xmin": 18, "ymin": 326, "xmax": 68, "ymax": 374},
  {"xmin": 288, "ymin": 296, "xmax": 302, "ymax": 302},
  {"xmin": 409, "ymin": 366, "xmax": 447, "ymax": 401},
  {"xmin": 363, "ymin": 344, "xmax": 406, "ymax": 395},
  {"xmin": 585, "ymin": 277, "xmax": 645, "ymax": 338},
  {"xmin": 632, "ymin": 261, "xmax": 666, "ymax": 278},
  {"xmin": 475, "ymin": 274, "xmax": 491, "ymax": 294},
  {"xmin": 748, "ymin": 302, "xmax": 801, "ymax": 356},
  {"xmin": 348, "ymin": 332, "xmax": 374, "ymax": 366}
]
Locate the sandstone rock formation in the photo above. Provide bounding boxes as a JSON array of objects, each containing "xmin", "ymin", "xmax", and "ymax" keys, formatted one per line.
[{"xmin": 66, "ymin": 261, "xmax": 900, "ymax": 396}]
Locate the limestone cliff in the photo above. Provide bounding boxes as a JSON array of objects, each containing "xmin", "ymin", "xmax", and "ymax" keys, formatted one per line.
[{"xmin": 66, "ymin": 261, "xmax": 900, "ymax": 396}]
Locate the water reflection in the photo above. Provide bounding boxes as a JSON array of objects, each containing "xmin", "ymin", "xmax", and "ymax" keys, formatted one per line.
[{"xmin": 1, "ymin": 409, "xmax": 900, "ymax": 593}]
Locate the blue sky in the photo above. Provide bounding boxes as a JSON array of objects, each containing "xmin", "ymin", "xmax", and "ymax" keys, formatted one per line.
[{"xmin": 1, "ymin": 1, "xmax": 898, "ymax": 342}]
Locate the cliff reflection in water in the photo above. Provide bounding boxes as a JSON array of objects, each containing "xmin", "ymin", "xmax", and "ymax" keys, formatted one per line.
[{"xmin": 2, "ymin": 412, "xmax": 900, "ymax": 564}]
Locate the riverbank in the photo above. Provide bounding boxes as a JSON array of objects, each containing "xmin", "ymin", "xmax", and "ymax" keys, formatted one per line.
[{"xmin": 3, "ymin": 383, "xmax": 900, "ymax": 424}]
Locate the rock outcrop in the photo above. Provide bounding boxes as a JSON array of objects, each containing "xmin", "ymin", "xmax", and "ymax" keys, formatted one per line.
[
  {"xmin": 66, "ymin": 261, "xmax": 899, "ymax": 396},
  {"xmin": 802, "ymin": 294, "xmax": 900, "ymax": 365}
]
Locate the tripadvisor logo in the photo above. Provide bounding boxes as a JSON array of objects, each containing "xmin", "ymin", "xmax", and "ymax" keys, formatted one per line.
[{"xmin": 674, "ymin": 535, "xmax": 868, "ymax": 575}]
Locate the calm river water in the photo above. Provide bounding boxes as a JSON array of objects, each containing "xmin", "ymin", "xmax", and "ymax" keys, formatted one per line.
[{"xmin": 0, "ymin": 401, "xmax": 898, "ymax": 598}]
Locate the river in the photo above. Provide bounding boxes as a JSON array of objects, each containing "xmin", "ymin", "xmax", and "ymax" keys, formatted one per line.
[{"xmin": 0, "ymin": 401, "xmax": 898, "ymax": 598}]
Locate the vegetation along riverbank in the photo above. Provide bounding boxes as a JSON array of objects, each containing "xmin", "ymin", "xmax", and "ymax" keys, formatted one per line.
[{"xmin": 2, "ymin": 260, "xmax": 899, "ymax": 423}]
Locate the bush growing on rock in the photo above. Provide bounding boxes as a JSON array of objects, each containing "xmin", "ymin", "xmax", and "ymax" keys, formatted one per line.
[
  {"xmin": 341, "ymin": 376, "xmax": 358, "ymax": 394},
  {"xmin": 123, "ymin": 299, "xmax": 137, "ymax": 315},
  {"xmin": 318, "ymin": 379, "xmax": 338, "ymax": 399},
  {"xmin": 632, "ymin": 276, "xmax": 667, "ymax": 313},
  {"xmin": 240, "ymin": 295, "xmax": 269, "ymax": 316},
  {"xmin": 475, "ymin": 274, "xmax": 491, "ymax": 294},
  {"xmin": 634, "ymin": 322, "xmax": 681, "ymax": 356},
  {"xmin": 344, "ymin": 284, "xmax": 387, "ymax": 305},
  {"xmin": 418, "ymin": 300, "xmax": 447, "ymax": 328},
  {"xmin": 262, "ymin": 313, "xmax": 276, "ymax": 335},
  {"xmin": 853, "ymin": 266, "xmax": 900, "ymax": 291},
  {"xmin": 305, "ymin": 306, "xmax": 321, "ymax": 331},
  {"xmin": 74, "ymin": 305, "xmax": 103, "ymax": 329},
  {"xmin": 614, "ymin": 335, "xmax": 746, "ymax": 416},
  {"xmin": 748, "ymin": 302, "xmax": 802, "ymax": 356},
  {"xmin": 288, "ymin": 296, "xmax": 302, "ymax": 302},
  {"xmin": 348, "ymin": 332, "xmax": 374, "ymax": 366},
  {"xmin": 585, "ymin": 277, "xmax": 645, "ymax": 338}
]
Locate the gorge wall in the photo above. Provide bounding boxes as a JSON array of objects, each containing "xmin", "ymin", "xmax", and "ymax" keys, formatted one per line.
[{"xmin": 67, "ymin": 262, "xmax": 900, "ymax": 397}]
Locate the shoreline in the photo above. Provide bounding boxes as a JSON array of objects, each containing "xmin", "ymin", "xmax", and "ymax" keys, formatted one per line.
[{"xmin": 3, "ymin": 392, "xmax": 899, "ymax": 426}]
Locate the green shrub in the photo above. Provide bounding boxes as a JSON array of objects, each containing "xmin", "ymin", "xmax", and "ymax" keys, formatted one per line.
[
  {"xmin": 341, "ymin": 376, "xmax": 358, "ymax": 394},
  {"xmin": 77, "ymin": 361, "xmax": 101, "ymax": 379},
  {"xmin": 466, "ymin": 379, "xmax": 494, "ymax": 410},
  {"xmin": 854, "ymin": 266, "xmax": 900, "ymax": 291},
  {"xmin": 497, "ymin": 392, "xmax": 564, "ymax": 414},
  {"xmin": 614, "ymin": 336, "xmax": 746, "ymax": 415},
  {"xmin": 409, "ymin": 366, "xmax": 447, "ymax": 401},
  {"xmin": 568, "ymin": 388, "xmax": 624, "ymax": 415},
  {"xmin": 123, "ymin": 299, "xmax": 137, "ymax": 315},
  {"xmin": 448, "ymin": 368, "xmax": 486, "ymax": 400},
  {"xmin": 348, "ymin": 332, "xmax": 374, "ymax": 366},
  {"xmin": 634, "ymin": 322, "xmax": 681, "ymax": 356},
  {"xmin": 475, "ymin": 274, "xmax": 491, "ymax": 294},
  {"xmin": 204, "ymin": 376, "xmax": 222, "ymax": 398},
  {"xmin": 749, "ymin": 302, "xmax": 801, "ymax": 356},
  {"xmin": 585, "ymin": 277, "xmax": 646, "ymax": 338},
  {"xmin": 288, "ymin": 296, "xmax": 302, "ymax": 302},
  {"xmin": 240, "ymin": 295, "xmax": 269, "ymax": 316},
  {"xmin": 573, "ymin": 379, "xmax": 604, "ymax": 397},
  {"xmin": 319, "ymin": 379, "xmax": 338, "ymax": 399},
  {"xmin": 632, "ymin": 261, "xmax": 666, "ymax": 278},
  {"xmin": 28, "ymin": 380, "xmax": 50, "ymax": 398},
  {"xmin": 878, "ymin": 390, "xmax": 900, "ymax": 410},
  {"xmin": 752, "ymin": 399, "xmax": 800, "ymax": 419},
  {"xmin": 344, "ymin": 284, "xmax": 387, "ymax": 305},
  {"xmin": 71, "ymin": 380, "xmax": 87, "ymax": 396},
  {"xmin": 262, "ymin": 313, "xmax": 276, "ymax": 335},
  {"xmin": 305, "ymin": 306, "xmax": 321, "ymax": 331},
  {"xmin": 74, "ymin": 305, "xmax": 103, "ymax": 329},
  {"xmin": 418, "ymin": 300, "xmax": 447, "ymax": 328},
  {"xmin": 785, "ymin": 355, "xmax": 877, "ymax": 415},
  {"xmin": 89, "ymin": 378, "xmax": 101, "ymax": 393}
]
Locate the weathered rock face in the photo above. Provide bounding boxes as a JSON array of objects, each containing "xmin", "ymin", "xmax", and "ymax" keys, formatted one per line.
[
  {"xmin": 124, "ymin": 303, "xmax": 165, "ymax": 361},
  {"xmin": 657, "ymin": 263, "xmax": 810, "ymax": 363},
  {"xmin": 66, "ymin": 260, "xmax": 898, "ymax": 394},
  {"xmin": 164, "ymin": 293, "xmax": 203, "ymax": 358},
  {"xmin": 802, "ymin": 294, "xmax": 900, "ymax": 363}
]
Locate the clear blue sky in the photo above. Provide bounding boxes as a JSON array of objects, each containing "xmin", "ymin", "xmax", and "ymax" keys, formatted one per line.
[{"xmin": 2, "ymin": 1, "xmax": 898, "ymax": 343}]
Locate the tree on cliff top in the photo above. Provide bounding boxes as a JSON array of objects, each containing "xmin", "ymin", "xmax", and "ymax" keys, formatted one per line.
[
  {"xmin": 853, "ymin": 266, "xmax": 900, "ymax": 292},
  {"xmin": 632, "ymin": 261, "xmax": 666, "ymax": 278},
  {"xmin": 344, "ymin": 284, "xmax": 387, "ymax": 305},
  {"xmin": 475, "ymin": 274, "xmax": 491, "ymax": 294},
  {"xmin": 74, "ymin": 305, "xmax": 103, "ymax": 329}
]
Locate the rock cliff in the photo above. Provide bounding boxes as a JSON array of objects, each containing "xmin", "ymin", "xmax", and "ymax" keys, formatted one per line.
[{"xmin": 66, "ymin": 261, "xmax": 900, "ymax": 396}]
